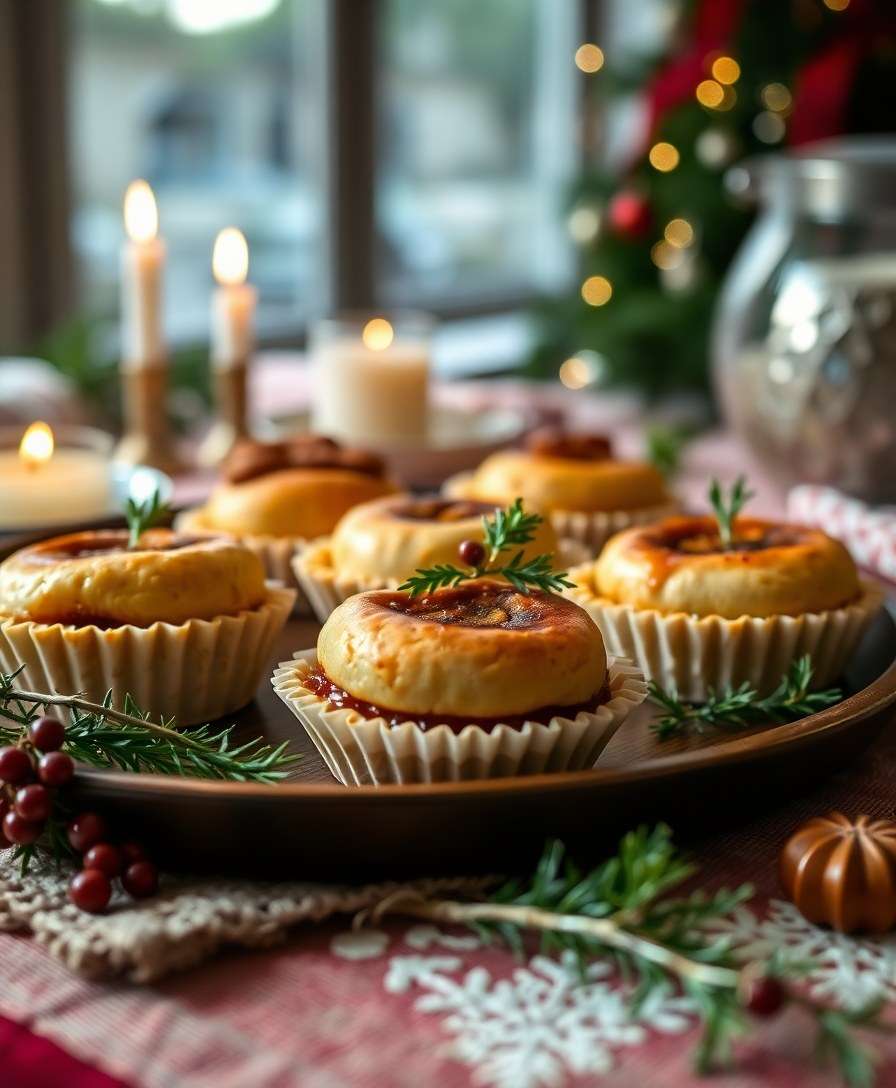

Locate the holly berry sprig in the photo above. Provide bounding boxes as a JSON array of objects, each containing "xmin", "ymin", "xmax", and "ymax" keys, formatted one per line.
[
  {"xmin": 398, "ymin": 498, "xmax": 575, "ymax": 597},
  {"xmin": 0, "ymin": 716, "xmax": 158, "ymax": 913}
]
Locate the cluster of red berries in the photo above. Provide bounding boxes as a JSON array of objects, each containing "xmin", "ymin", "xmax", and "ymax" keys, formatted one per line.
[
  {"xmin": 0, "ymin": 716, "xmax": 76, "ymax": 847},
  {"xmin": 67, "ymin": 811, "xmax": 158, "ymax": 913},
  {"xmin": 0, "ymin": 714, "xmax": 158, "ymax": 914}
]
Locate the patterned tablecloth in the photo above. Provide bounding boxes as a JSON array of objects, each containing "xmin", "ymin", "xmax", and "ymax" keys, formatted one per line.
[{"xmin": 3, "ymin": 374, "xmax": 895, "ymax": 1088}]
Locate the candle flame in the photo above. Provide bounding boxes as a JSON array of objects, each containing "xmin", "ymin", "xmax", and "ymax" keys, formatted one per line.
[
  {"xmin": 362, "ymin": 318, "xmax": 394, "ymax": 352},
  {"xmin": 124, "ymin": 180, "xmax": 158, "ymax": 244},
  {"xmin": 19, "ymin": 422, "xmax": 54, "ymax": 469},
  {"xmin": 212, "ymin": 227, "xmax": 249, "ymax": 286}
]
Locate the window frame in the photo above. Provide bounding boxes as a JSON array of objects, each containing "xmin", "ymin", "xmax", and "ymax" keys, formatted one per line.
[{"xmin": 5, "ymin": 0, "xmax": 599, "ymax": 347}]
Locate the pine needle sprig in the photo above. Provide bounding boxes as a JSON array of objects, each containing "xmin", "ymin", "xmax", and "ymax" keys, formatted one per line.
[
  {"xmin": 0, "ymin": 675, "xmax": 298, "ymax": 783},
  {"xmin": 366, "ymin": 830, "xmax": 890, "ymax": 1084},
  {"xmin": 708, "ymin": 475, "xmax": 755, "ymax": 549},
  {"xmin": 125, "ymin": 487, "xmax": 170, "ymax": 548},
  {"xmin": 398, "ymin": 498, "xmax": 574, "ymax": 597},
  {"xmin": 649, "ymin": 655, "xmax": 843, "ymax": 739}
]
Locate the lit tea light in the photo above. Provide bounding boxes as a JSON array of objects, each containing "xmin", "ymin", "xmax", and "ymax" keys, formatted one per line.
[
  {"xmin": 311, "ymin": 315, "xmax": 432, "ymax": 447},
  {"xmin": 211, "ymin": 227, "xmax": 256, "ymax": 369},
  {"xmin": 19, "ymin": 421, "xmax": 54, "ymax": 469},
  {"xmin": 0, "ymin": 423, "xmax": 112, "ymax": 530}
]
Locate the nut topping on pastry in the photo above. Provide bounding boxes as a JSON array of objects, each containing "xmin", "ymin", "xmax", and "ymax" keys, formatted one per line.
[
  {"xmin": 223, "ymin": 436, "xmax": 385, "ymax": 485},
  {"xmin": 526, "ymin": 427, "xmax": 612, "ymax": 461},
  {"xmin": 387, "ymin": 582, "xmax": 555, "ymax": 630}
]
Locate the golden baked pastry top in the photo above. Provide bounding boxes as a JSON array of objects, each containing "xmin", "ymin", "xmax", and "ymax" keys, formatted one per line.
[
  {"xmin": 595, "ymin": 515, "xmax": 862, "ymax": 619},
  {"xmin": 316, "ymin": 581, "xmax": 607, "ymax": 718},
  {"xmin": 328, "ymin": 494, "xmax": 559, "ymax": 583},
  {"xmin": 0, "ymin": 529, "xmax": 267, "ymax": 627},
  {"xmin": 184, "ymin": 436, "xmax": 397, "ymax": 538},
  {"xmin": 453, "ymin": 431, "xmax": 669, "ymax": 514}
]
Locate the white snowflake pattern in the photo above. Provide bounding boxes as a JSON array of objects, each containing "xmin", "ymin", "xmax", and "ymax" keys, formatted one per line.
[
  {"xmin": 706, "ymin": 898, "xmax": 896, "ymax": 1012},
  {"xmin": 386, "ymin": 947, "xmax": 693, "ymax": 1088}
]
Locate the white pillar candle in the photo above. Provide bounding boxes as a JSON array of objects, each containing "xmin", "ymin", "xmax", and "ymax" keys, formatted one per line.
[
  {"xmin": 121, "ymin": 180, "xmax": 165, "ymax": 368},
  {"xmin": 311, "ymin": 317, "xmax": 431, "ymax": 446},
  {"xmin": 211, "ymin": 227, "xmax": 257, "ymax": 368},
  {"xmin": 0, "ymin": 423, "xmax": 111, "ymax": 529}
]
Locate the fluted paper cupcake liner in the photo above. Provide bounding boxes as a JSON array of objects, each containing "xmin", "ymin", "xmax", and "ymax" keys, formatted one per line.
[
  {"xmin": 565, "ymin": 565, "xmax": 884, "ymax": 702},
  {"xmin": 176, "ymin": 508, "xmax": 311, "ymax": 616},
  {"xmin": 292, "ymin": 538, "xmax": 594, "ymax": 623},
  {"xmin": 442, "ymin": 472, "xmax": 678, "ymax": 555},
  {"xmin": 0, "ymin": 585, "xmax": 295, "ymax": 727},
  {"xmin": 272, "ymin": 650, "xmax": 646, "ymax": 785}
]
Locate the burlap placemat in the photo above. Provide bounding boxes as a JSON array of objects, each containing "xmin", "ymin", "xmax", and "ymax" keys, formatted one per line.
[{"xmin": 0, "ymin": 854, "xmax": 488, "ymax": 984}]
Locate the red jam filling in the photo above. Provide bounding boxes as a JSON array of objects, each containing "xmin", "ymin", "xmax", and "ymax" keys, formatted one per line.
[{"xmin": 303, "ymin": 667, "xmax": 606, "ymax": 734}]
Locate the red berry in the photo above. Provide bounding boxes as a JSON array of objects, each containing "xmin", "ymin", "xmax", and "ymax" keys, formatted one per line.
[
  {"xmin": 38, "ymin": 751, "xmax": 75, "ymax": 787},
  {"xmin": 741, "ymin": 973, "xmax": 787, "ymax": 1017},
  {"xmin": 67, "ymin": 812, "xmax": 107, "ymax": 854},
  {"xmin": 28, "ymin": 716, "xmax": 65, "ymax": 753},
  {"xmin": 458, "ymin": 539, "xmax": 486, "ymax": 568},
  {"xmin": 14, "ymin": 784, "xmax": 50, "ymax": 822},
  {"xmin": 83, "ymin": 843, "xmax": 123, "ymax": 878},
  {"xmin": 3, "ymin": 810, "xmax": 43, "ymax": 845},
  {"xmin": 122, "ymin": 861, "xmax": 159, "ymax": 899},
  {"xmin": 0, "ymin": 746, "xmax": 33, "ymax": 785},
  {"xmin": 69, "ymin": 869, "xmax": 112, "ymax": 914},
  {"xmin": 119, "ymin": 841, "xmax": 147, "ymax": 867}
]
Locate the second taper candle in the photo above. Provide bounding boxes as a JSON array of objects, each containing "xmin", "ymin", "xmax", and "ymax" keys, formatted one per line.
[{"xmin": 211, "ymin": 227, "xmax": 257, "ymax": 367}]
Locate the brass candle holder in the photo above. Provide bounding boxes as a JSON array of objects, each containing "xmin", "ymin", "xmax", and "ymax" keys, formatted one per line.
[
  {"xmin": 114, "ymin": 362, "xmax": 185, "ymax": 475},
  {"xmin": 197, "ymin": 360, "xmax": 249, "ymax": 467}
]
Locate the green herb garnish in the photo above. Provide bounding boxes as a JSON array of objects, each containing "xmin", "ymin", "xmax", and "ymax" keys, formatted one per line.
[
  {"xmin": 125, "ymin": 488, "xmax": 170, "ymax": 548},
  {"xmin": 398, "ymin": 498, "xmax": 575, "ymax": 597},
  {"xmin": 708, "ymin": 475, "xmax": 755, "ymax": 550},
  {"xmin": 648, "ymin": 656, "xmax": 842, "ymax": 739}
]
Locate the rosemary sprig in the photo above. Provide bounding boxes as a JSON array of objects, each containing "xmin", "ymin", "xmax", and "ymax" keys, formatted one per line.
[
  {"xmin": 645, "ymin": 422, "xmax": 693, "ymax": 479},
  {"xmin": 366, "ymin": 829, "xmax": 889, "ymax": 1084},
  {"xmin": 708, "ymin": 475, "xmax": 755, "ymax": 550},
  {"xmin": 125, "ymin": 488, "xmax": 170, "ymax": 548},
  {"xmin": 0, "ymin": 671, "xmax": 297, "ymax": 783},
  {"xmin": 398, "ymin": 498, "xmax": 575, "ymax": 597},
  {"xmin": 649, "ymin": 655, "xmax": 843, "ymax": 739}
]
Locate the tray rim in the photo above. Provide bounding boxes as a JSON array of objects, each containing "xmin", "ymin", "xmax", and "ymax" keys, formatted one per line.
[{"xmin": 75, "ymin": 612, "xmax": 896, "ymax": 801}]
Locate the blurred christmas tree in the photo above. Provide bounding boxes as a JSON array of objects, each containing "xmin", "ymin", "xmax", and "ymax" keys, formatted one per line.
[{"xmin": 528, "ymin": 0, "xmax": 896, "ymax": 398}]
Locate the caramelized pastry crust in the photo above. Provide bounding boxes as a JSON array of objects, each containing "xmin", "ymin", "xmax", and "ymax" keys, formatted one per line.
[
  {"xmin": 0, "ymin": 530, "xmax": 267, "ymax": 627},
  {"xmin": 455, "ymin": 432, "xmax": 669, "ymax": 513},
  {"xmin": 316, "ymin": 581, "xmax": 607, "ymax": 718},
  {"xmin": 595, "ymin": 515, "xmax": 862, "ymax": 619},
  {"xmin": 328, "ymin": 494, "xmax": 559, "ymax": 583}
]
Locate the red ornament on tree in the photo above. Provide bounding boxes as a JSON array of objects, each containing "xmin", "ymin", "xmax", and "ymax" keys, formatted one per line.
[{"xmin": 608, "ymin": 190, "xmax": 652, "ymax": 239}]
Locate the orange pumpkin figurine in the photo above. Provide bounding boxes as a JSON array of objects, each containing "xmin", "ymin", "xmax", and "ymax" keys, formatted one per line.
[{"xmin": 779, "ymin": 811, "xmax": 896, "ymax": 934}]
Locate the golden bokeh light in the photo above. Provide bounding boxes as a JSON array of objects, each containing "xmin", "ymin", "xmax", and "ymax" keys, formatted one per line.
[
  {"xmin": 648, "ymin": 142, "xmax": 680, "ymax": 172},
  {"xmin": 664, "ymin": 218, "xmax": 695, "ymax": 248},
  {"xmin": 559, "ymin": 357, "xmax": 591, "ymax": 389},
  {"xmin": 362, "ymin": 318, "xmax": 395, "ymax": 351},
  {"xmin": 761, "ymin": 82, "xmax": 792, "ymax": 113},
  {"xmin": 574, "ymin": 43, "xmax": 604, "ymax": 73},
  {"xmin": 580, "ymin": 275, "xmax": 613, "ymax": 306},
  {"xmin": 823, "ymin": 0, "xmax": 849, "ymax": 9},
  {"xmin": 711, "ymin": 56, "xmax": 740, "ymax": 85},
  {"xmin": 19, "ymin": 422, "xmax": 54, "ymax": 468},
  {"xmin": 567, "ymin": 205, "xmax": 601, "ymax": 243},
  {"xmin": 696, "ymin": 80, "xmax": 725, "ymax": 108},
  {"xmin": 650, "ymin": 241, "xmax": 685, "ymax": 271}
]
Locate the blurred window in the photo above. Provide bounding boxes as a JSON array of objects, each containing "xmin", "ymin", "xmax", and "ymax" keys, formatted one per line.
[
  {"xmin": 376, "ymin": 0, "xmax": 579, "ymax": 306},
  {"xmin": 69, "ymin": 0, "xmax": 323, "ymax": 342}
]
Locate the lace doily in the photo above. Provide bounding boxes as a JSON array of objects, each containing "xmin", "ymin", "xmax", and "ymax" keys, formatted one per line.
[{"xmin": 0, "ymin": 853, "xmax": 489, "ymax": 984}]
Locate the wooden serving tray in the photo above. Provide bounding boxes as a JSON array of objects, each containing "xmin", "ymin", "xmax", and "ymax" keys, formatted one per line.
[{"xmin": 65, "ymin": 606, "xmax": 896, "ymax": 881}]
